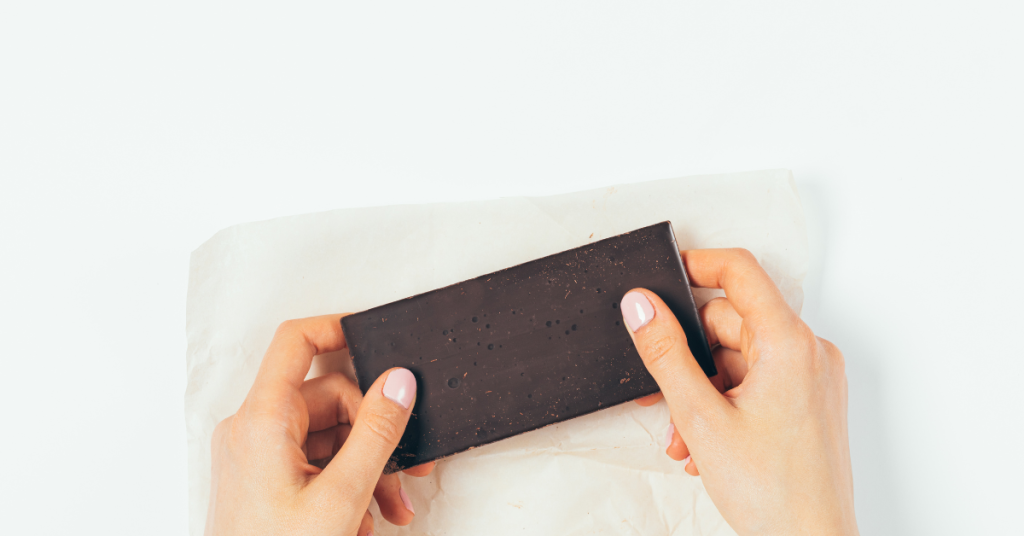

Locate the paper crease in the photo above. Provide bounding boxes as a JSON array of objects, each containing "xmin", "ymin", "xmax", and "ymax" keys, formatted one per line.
[{"xmin": 185, "ymin": 170, "xmax": 808, "ymax": 536}]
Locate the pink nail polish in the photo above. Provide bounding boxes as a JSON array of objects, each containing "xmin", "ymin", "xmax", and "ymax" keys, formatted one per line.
[
  {"xmin": 663, "ymin": 423, "xmax": 675, "ymax": 447},
  {"xmin": 382, "ymin": 368, "xmax": 417, "ymax": 409},
  {"xmin": 682, "ymin": 455, "xmax": 692, "ymax": 468},
  {"xmin": 399, "ymin": 486, "xmax": 415, "ymax": 514},
  {"xmin": 621, "ymin": 291, "xmax": 655, "ymax": 332},
  {"xmin": 366, "ymin": 531, "xmax": 373, "ymax": 536}
]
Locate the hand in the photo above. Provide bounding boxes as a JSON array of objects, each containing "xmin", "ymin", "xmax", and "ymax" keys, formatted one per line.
[
  {"xmin": 205, "ymin": 315, "xmax": 434, "ymax": 536},
  {"xmin": 625, "ymin": 249, "xmax": 858, "ymax": 536}
]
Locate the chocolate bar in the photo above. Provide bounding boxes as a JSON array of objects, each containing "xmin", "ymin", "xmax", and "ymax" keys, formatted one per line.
[{"xmin": 341, "ymin": 221, "xmax": 715, "ymax": 472}]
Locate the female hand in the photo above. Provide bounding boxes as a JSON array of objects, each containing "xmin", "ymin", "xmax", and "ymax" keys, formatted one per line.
[
  {"xmin": 205, "ymin": 314, "xmax": 434, "ymax": 536},
  {"xmin": 625, "ymin": 249, "xmax": 858, "ymax": 536}
]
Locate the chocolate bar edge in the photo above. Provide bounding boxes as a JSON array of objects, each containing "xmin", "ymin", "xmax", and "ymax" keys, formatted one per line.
[{"xmin": 341, "ymin": 221, "xmax": 716, "ymax": 471}]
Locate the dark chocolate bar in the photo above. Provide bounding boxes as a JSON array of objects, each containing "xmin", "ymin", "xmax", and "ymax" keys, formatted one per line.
[{"xmin": 341, "ymin": 221, "xmax": 715, "ymax": 472}]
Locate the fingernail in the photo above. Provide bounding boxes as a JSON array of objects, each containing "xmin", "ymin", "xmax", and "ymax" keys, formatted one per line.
[
  {"xmin": 382, "ymin": 368, "xmax": 417, "ymax": 409},
  {"xmin": 663, "ymin": 423, "xmax": 675, "ymax": 448},
  {"xmin": 366, "ymin": 531, "xmax": 373, "ymax": 536},
  {"xmin": 621, "ymin": 291, "xmax": 655, "ymax": 332},
  {"xmin": 399, "ymin": 486, "xmax": 415, "ymax": 514},
  {"xmin": 682, "ymin": 455, "xmax": 692, "ymax": 468}
]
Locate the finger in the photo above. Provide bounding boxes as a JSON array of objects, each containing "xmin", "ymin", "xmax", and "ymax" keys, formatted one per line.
[
  {"xmin": 620, "ymin": 289, "xmax": 733, "ymax": 437},
  {"xmin": 253, "ymin": 315, "xmax": 349, "ymax": 395},
  {"xmin": 634, "ymin": 392, "xmax": 663, "ymax": 407},
  {"xmin": 300, "ymin": 372, "xmax": 363, "ymax": 432},
  {"xmin": 699, "ymin": 297, "xmax": 743, "ymax": 351},
  {"xmin": 232, "ymin": 316, "xmax": 352, "ymax": 473},
  {"xmin": 681, "ymin": 249, "xmax": 794, "ymax": 323},
  {"xmin": 402, "ymin": 462, "xmax": 435, "ymax": 477},
  {"xmin": 305, "ymin": 368, "xmax": 417, "ymax": 525},
  {"xmin": 305, "ymin": 424, "xmax": 352, "ymax": 465},
  {"xmin": 708, "ymin": 347, "xmax": 749, "ymax": 395},
  {"xmin": 373, "ymin": 473, "xmax": 415, "ymax": 526},
  {"xmin": 684, "ymin": 457, "xmax": 700, "ymax": 476},
  {"xmin": 664, "ymin": 422, "xmax": 690, "ymax": 462},
  {"xmin": 357, "ymin": 509, "xmax": 374, "ymax": 536}
]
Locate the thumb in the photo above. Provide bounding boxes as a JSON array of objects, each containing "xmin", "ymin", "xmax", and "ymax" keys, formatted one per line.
[
  {"xmin": 307, "ymin": 368, "xmax": 416, "ymax": 520},
  {"xmin": 621, "ymin": 289, "xmax": 732, "ymax": 435}
]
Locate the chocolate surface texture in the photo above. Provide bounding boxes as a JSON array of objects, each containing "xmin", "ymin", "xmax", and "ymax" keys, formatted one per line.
[{"xmin": 341, "ymin": 221, "xmax": 715, "ymax": 472}]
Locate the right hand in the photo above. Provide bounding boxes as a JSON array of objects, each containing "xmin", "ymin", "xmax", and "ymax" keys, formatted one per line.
[{"xmin": 623, "ymin": 249, "xmax": 859, "ymax": 536}]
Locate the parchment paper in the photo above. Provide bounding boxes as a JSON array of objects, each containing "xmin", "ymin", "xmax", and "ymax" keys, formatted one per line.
[{"xmin": 185, "ymin": 169, "xmax": 808, "ymax": 536}]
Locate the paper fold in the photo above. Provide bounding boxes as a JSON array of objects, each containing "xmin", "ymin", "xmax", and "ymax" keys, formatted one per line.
[{"xmin": 186, "ymin": 169, "xmax": 808, "ymax": 536}]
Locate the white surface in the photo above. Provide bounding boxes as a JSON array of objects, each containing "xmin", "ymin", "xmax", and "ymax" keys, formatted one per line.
[
  {"xmin": 184, "ymin": 171, "xmax": 807, "ymax": 536},
  {"xmin": 0, "ymin": 2, "xmax": 1021, "ymax": 535}
]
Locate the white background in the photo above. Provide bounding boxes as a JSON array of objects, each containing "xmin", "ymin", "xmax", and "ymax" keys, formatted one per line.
[{"xmin": 1, "ymin": 2, "xmax": 1021, "ymax": 535}]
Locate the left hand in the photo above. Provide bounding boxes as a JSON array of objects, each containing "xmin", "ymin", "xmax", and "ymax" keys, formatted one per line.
[{"xmin": 205, "ymin": 314, "xmax": 434, "ymax": 536}]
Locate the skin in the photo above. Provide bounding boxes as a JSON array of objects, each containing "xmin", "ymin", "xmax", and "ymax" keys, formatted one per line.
[
  {"xmin": 205, "ymin": 315, "xmax": 433, "ymax": 536},
  {"xmin": 630, "ymin": 249, "xmax": 858, "ymax": 535},
  {"xmin": 207, "ymin": 248, "xmax": 858, "ymax": 536}
]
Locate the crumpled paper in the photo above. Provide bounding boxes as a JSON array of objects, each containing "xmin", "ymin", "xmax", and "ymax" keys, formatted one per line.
[{"xmin": 185, "ymin": 169, "xmax": 808, "ymax": 536}]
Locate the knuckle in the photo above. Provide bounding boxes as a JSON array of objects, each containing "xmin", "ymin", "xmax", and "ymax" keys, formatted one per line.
[
  {"xmin": 331, "ymin": 368, "xmax": 360, "ymax": 389},
  {"xmin": 796, "ymin": 324, "xmax": 818, "ymax": 352},
  {"xmin": 326, "ymin": 372, "xmax": 361, "ymax": 401},
  {"xmin": 702, "ymin": 297, "xmax": 733, "ymax": 325},
  {"xmin": 361, "ymin": 409, "xmax": 404, "ymax": 446},
  {"xmin": 211, "ymin": 415, "xmax": 236, "ymax": 457},
  {"xmin": 230, "ymin": 406, "xmax": 286, "ymax": 447},
  {"xmin": 728, "ymin": 248, "xmax": 758, "ymax": 266},
  {"xmin": 212, "ymin": 417, "xmax": 230, "ymax": 442},
  {"xmin": 213, "ymin": 416, "xmax": 233, "ymax": 439},
  {"xmin": 640, "ymin": 331, "xmax": 682, "ymax": 371},
  {"xmin": 702, "ymin": 296, "xmax": 729, "ymax": 314},
  {"xmin": 723, "ymin": 249, "xmax": 767, "ymax": 283},
  {"xmin": 321, "ymin": 371, "xmax": 351, "ymax": 390},
  {"xmin": 817, "ymin": 336, "xmax": 846, "ymax": 373},
  {"xmin": 275, "ymin": 319, "xmax": 301, "ymax": 337},
  {"xmin": 323, "ymin": 371, "xmax": 347, "ymax": 382}
]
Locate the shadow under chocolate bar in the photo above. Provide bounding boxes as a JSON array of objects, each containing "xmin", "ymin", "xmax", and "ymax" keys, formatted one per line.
[{"xmin": 341, "ymin": 221, "xmax": 716, "ymax": 473}]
